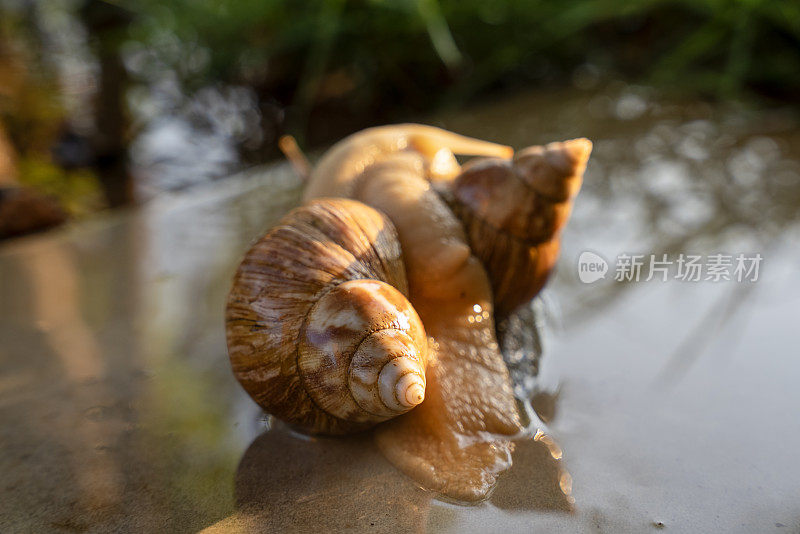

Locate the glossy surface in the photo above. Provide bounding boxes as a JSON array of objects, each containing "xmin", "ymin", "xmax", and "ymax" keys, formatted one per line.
[
  {"xmin": 226, "ymin": 199, "xmax": 424, "ymax": 435},
  {"xmin": 2, "ymin": 88, "xmax": 800, "ymax": 532},
  {"xmin": 446, "ymin": 137, "xmax": 590, "ymax": 317}
]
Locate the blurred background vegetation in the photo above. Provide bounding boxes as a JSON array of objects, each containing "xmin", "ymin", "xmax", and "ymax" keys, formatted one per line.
[{"xmin": 0, "ymin": 0, "xmax": 798, "ymax": 229}]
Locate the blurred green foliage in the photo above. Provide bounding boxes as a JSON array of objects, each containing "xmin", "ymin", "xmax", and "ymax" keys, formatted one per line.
[
  {"xmin": 17, "ymin": 157, "xmax": 105, "ymax": 216},
  {"xmin": 128, "ymin": 0, "xmax": 800, "ymax": 138},
  {"xmin": 1, "ymin": 5, "xmax": 105, "ymax": 216},
  {"xmin": 2, "ymin": 0, "xmax": 799, "ymax": 215},
  {"xmin": 0, "ymin": 9, "xmax": 64, "ymax": 154}
]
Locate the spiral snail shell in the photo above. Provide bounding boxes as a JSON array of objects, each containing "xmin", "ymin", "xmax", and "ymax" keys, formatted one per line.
[
  {"xmin": 226, "ymin": 198, "xmax": 428, "ymax": 434},
  {"xmin": 441, "ymin": 138, "xmax": 592, "ymax": 318},
  {"xmin": 226, "ymin": 124, "xmax": 591, "ymax": 501}
]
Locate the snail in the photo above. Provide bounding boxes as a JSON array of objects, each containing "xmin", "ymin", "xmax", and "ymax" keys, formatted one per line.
[{"xmin": 226, "ymin": 124, "xmax": 591, "ymax": 501}]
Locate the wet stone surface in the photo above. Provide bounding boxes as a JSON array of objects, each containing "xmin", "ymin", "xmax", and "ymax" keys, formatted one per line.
[{"xmin": 2, "ymin": 87, "xmax": 800, "ymax": 532}]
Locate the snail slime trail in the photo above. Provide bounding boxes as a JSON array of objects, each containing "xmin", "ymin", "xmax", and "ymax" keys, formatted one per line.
[{"xmin": 226, "ymin": 124, "xmax": 591, "ymax": 502}]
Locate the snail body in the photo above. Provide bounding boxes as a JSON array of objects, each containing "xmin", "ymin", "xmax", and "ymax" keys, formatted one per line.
[{"xmin": 226, "ymin": 124, "xmax": 591, "ymax": 501}]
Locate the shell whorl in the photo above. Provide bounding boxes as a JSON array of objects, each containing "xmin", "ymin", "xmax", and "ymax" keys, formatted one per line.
[
  {"xmin": 298, "ymin": 279, "xmax": 427, "ymax": 422},
  {"xmin": 442, "ymin": 138, "xmax": 592, "ymax": 318},
  {"xmin": 226, "ymin": 198, "xmax": 428, "ymax": 435}
]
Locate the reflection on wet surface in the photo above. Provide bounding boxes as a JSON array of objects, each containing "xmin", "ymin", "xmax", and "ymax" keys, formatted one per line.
[
  {"xmin": 490, "ymin": 432, "xmax": 574, "ymax": 513},
  {"xmin": 209, "ymin": 423, "xmax": 432, "ymax": 533},
  {"xmin": 2, "ymin": 87, "xmax": 800, "ymax": 532}
]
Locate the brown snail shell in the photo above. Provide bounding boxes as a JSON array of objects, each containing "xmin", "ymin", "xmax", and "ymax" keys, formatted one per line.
[
  {"xmin": 442, "ymin": 138, "xmax": 592, "ymax": 318},
  {"xmin": 226, "ymin": 198, "xmax": 428, "ymax": 435}
]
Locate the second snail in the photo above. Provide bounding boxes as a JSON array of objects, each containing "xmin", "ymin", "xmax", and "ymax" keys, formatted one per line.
[{"xmin": 226, "ymin": 124, "xmax": 592, "ymax": 502}]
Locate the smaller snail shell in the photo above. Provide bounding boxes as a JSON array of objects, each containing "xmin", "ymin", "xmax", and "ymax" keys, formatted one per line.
[
  {"xmin": 442, "ymin": 138, "xmax": 592, "ymax": 317},
  {"xmin": 226, "ymin": 198, "xmax": 428, "ymax": 434}
]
